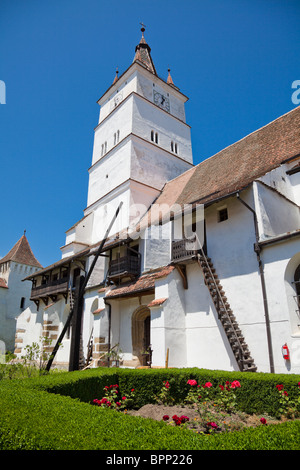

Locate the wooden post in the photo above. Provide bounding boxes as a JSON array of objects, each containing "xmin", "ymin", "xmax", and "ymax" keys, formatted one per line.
[
  {"xmin": 69, "ymin": 275, "xmax": 85, "ymax": 371},
  {"xmin": 165, "ymin": 348, "xmax": 169, "ymax": 368}
]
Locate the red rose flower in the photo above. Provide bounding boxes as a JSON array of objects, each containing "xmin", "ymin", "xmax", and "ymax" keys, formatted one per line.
[
  {"xmin": 231, "ymin": 380, "xmax": 241, "ymax": 388},
  {"xmin": 187, "ymin": 379, "xmax": 197, "ymax": 386},
  {"xmin": 260, "ymin": 417, "xmax": 267, "ymax": 425},
  {"xmin": 162, "ymin": 415, "xmax": 169, "ymax": 421},
  {"xmin": 180, "ymin": 415, "xmax": 189, "ymax": 423},
  {"xmin": 203, "ymin": 382, "xmax": 212, "ymax": 388}
]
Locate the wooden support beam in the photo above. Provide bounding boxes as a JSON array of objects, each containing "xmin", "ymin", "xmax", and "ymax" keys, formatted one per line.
[
  {"xmin": 176, "ymin": 265, "xmax": 188, "ymax": 289},
  {"xmin": 69, "ymin": 275, "xmax": 85, "ymax": 371}
]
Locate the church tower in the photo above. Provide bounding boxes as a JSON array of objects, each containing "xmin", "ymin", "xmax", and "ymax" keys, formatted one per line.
[{"xmin": 62, "ymin": 26, "xmax": 194, "ymax": 256}]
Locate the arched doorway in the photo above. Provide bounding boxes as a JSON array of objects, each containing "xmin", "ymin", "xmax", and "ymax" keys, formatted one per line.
[{"xmin": 132, "ymin": 305, "xmax": 151, "ymax": 366}]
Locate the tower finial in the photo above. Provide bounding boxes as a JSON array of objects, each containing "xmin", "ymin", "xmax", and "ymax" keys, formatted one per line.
[
  {"xmin": 113, "ymin": 67, "xmax": 119, "ymax": 84},
  {"xmin": 167, "ymin": 68, "xmax": 174, "ymax": 85},
  {"xmin": 140, "ymin": 22, "xmax": 146, "ymax": 34}
]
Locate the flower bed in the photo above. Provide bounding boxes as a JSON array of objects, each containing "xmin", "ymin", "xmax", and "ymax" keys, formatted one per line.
[{"xmin": 93, "ymin": 376, "xmax": 300, "ymax": 435}]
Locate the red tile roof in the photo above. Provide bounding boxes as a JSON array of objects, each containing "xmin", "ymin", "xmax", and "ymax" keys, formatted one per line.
[
  {"xmin": 177, "ymin": 106, "xmax": 300, "ymax": 206},
  {"xmin": 105, "ymin": 266, "xmax": 174, "ymax": 299},
  {"xmin": 140, "ymin": 106, "xmax": 300, "ymax": 228},
  {"xmin": 0, "ymin": 235, "xmax": 42, "ymax": 268}
]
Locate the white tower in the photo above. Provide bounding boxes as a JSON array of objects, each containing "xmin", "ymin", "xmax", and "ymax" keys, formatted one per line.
[{"xmin": 62, "ymin": 27, "xmax": 194, "ymax": 257}]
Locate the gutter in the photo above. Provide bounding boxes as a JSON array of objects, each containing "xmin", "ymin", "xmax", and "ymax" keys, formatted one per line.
[{"xmin": 236, "ymin": 192, "xmax": 275, "ymax": 373}]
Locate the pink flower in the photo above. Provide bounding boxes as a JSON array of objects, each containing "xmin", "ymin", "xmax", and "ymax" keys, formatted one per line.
[
  {"xmin": 131, "ymin": 388, "xmax": 135, "ymax": 392},
  {"xmin": 122, "ymin": 396, "xmax": 127, "ymax": 400},
  {"xmin": 231, "ymin": 380, "xmax": 241, "ymax": 388},
  {"xmin": 187, "ymin": 379, "xmax": 197, "ymax": 386},
  {"xmin": 207, "ymin": 421, "xmax": 218, "ymax": 429},
  {"xmin": 203, "ymin": 382, "xmax": 213, "ymax": 388},
  {"xmin": 116, "ymin": 402, "xmax": 121, "ymax": 406},
  {"xmin": 260, "ymin": 417, "xmax": 267, "ymax": 425}
]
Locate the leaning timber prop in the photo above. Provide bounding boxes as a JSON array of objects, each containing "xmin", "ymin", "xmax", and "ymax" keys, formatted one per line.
[{"xmin": 45, "ymin": 202, "xmax": 123, "ymax": 372}]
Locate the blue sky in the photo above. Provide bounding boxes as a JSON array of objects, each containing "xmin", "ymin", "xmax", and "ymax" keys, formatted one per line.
[{"xmin": 0, "ymin": 0, "xmax": 299, "ymax": 268}]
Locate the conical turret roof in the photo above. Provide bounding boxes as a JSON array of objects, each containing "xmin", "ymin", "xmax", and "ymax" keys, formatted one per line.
[
  {"xmin": 0, "ymin": 233, "xmax": 42, "ymax": 268},
  {"xmin": 133, "ymin": 25, "xmax": 157, "ymax": 75}
]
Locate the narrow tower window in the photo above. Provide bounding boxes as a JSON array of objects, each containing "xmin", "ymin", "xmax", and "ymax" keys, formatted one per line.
[{"xmin": 218, "ymin": 207, "xmax": 228, "ymax": 222}]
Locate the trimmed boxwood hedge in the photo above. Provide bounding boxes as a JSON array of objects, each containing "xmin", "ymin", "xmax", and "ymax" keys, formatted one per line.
[{"xmin": 0, "ymin": 367, "xmax": 300, "ymax": 450}]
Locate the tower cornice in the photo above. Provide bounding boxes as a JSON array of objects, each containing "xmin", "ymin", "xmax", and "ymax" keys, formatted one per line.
[{"xmin": 97, "ymin": 61, "xmax": 188, "ymax": 106}]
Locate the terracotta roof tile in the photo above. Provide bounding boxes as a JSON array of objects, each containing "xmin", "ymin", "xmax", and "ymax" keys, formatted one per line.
[
  {"xmin": 93, "ymin": 307, "xmax": 105, "ymax": 314},
  {"xmin": 148, "ymin": 297, "xmax": 167, "ymax": 307},
  {"xmin": 105, "ymin": 266, "xmax": 174, "ymax": 299},
  {"xmin": 0, "ymin": 278, "xmax": 8, "ymax": 289},
  {"xmin": 0, "ymin": 235, "xmax": 42, "ymax": 268}
]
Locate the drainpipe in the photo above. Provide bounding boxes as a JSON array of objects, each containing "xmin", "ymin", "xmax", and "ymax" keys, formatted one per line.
[
  {"xmin": 236, "ymin": 192, "xmax": 275, "ymax": 373},
  {"xmin": 104, "ymin": 299, "xmax": 112, "ymax": 367}
]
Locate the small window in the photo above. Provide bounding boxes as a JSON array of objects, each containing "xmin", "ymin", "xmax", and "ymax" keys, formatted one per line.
[
  {"xmin": 20, "ymin": 297, "xmax": 25, "ymax": 309},
  {"xmin": 114, "ymin": 130, "xmax": 120, "ymax": 146},
  {"xmin": 218, "ymin": 208, "xmax": 228, "ymax": 222},
  {"xmin": 101, "ymin": 141, "xmax": 107, "ymax": 156},
  {"xmin": 174, "ymin": 143, "xmax": 178, "ymax": 154},
  {"xmin": 171, "ymin": 141, "xmax": 174, "ymax": 152},
  {"xmin": 151, "ymin": 131, "xmax": 158, "ymax": 144}
]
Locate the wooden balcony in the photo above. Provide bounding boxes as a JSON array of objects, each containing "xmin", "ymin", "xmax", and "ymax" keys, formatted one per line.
[
  {"xmin": 171, "ymin": 237, "xmax": 198, "ymax": 263},
  {"xmin": 108, "ymin": 255, "xmax": 141, "ymax": 283},
  {"xmin": 31, "ymin": 278, "xmax": 69, "ymax": 301}
]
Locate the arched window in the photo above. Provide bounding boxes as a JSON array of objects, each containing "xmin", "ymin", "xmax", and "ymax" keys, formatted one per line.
[
  {"xmin": 294, "ymin": 265, "xmax": 300, "ymax": 311},
  {"xmin": 284, "ymin": 256, "xmax": 300, "ymax": 335}
]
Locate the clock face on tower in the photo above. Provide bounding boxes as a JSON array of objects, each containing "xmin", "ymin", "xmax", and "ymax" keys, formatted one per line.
[
  {"xmin": 153, "ymin": 90, "xmax": 170, "ymax": 113},
  {"xmin": 110, "ymin": 91, "xmax": 123, "ymax": 110}
]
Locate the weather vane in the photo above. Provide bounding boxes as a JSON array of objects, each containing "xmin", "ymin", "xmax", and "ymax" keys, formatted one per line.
[{"xmin": 140, "ymin": 22, "xmax": 146, "ymax": 31}]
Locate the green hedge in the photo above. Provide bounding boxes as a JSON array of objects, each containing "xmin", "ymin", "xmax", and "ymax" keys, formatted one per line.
[{"xmin": 0, "ymin": 367, "xmax": 300, "ymax": 450}]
